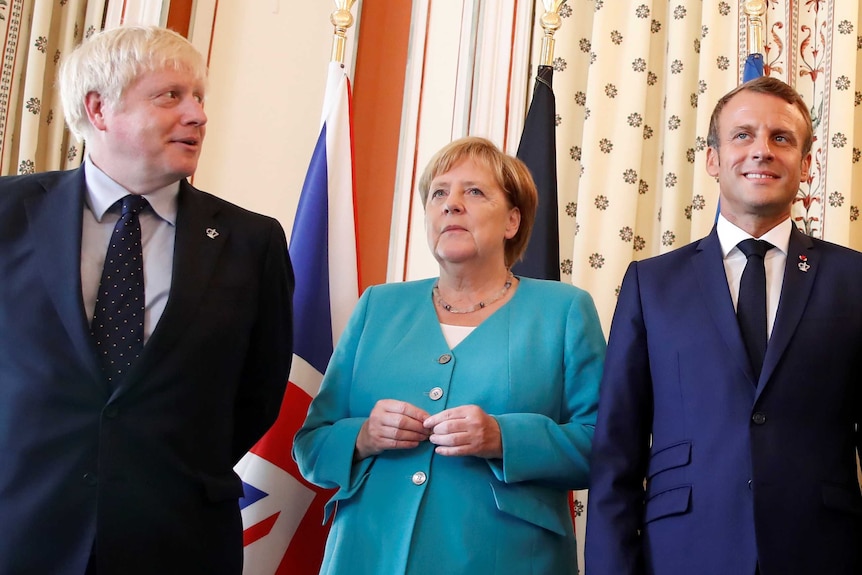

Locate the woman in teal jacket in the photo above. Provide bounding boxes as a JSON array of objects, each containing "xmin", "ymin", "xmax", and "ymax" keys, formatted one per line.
[{"xmin": 293, "ymin": 137, "xmax": 605, "ymax": 574}]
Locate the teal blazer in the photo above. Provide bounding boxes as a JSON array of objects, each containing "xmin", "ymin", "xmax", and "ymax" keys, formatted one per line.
[{"xmin": 294, "ymin": 277, "xmax": 605, "ymax": 574}]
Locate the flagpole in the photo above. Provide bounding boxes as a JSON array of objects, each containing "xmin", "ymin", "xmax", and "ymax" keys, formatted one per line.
[
  {"xmin": 744, "ymin": 0, "xmax": 766, "ymax": 57},
  {"xmin": 539, "ymin": 0, "xmax": 566, "ymax": 66},
  {"xmin": 330, "ymin": 0, "xmax": 357, "ymax": 65}
]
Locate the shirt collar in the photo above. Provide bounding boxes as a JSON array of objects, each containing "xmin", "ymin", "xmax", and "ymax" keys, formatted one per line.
[
  {"xmin": 716, "ymin": 214, "xmax": 792, "ymax": 258},
  {"xmin": 83, "ymin": 157, "xmax": 179, "ymax": 225}
]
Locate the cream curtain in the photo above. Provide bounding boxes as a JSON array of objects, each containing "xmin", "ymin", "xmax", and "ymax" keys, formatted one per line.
[
  {"xmin": 0, "ymin": 0, "xmax": 111, "ymax": 176},
  {"xmin": 549, "ymin": 2, "xmax": 860, "ymax": 572},
  {"xmin": 552, "ymin": 0, "xmax": 860, "ymax": 334}
]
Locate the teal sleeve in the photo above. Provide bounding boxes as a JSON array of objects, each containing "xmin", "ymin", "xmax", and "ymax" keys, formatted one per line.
[
  {"xmin": 491, "ymin": 288, "xmax": 606, "ymax": 489},
  {"xmin": 292, "ymin": 287, "xmax": 375, "ymax": 496}
]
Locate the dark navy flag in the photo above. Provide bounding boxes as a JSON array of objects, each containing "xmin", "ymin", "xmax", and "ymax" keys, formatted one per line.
[{"xmin": 512, "ymin": 64, "xmax": 560, "ymax": 280}]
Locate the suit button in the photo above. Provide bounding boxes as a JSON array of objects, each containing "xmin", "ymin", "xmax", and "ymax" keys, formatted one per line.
[
  {"xmin": 412, "ymin": 471, "xmax": 427, "ymax": 485},
  {"xmin": 104, "ymin": 405, "xmax": 119, "ymax": 418},
  {"xmin": 429, "ymin": 387, "xmax": 444, "ymax": 401},
  {"xmin": 83, "ymin": 473, "xmax": 98, "ymax": 486},
  {"xmin": 748, "ymin": 479, "xmax": 753, "ymax": 490},
  {"xmin": 437, "ymin": 353, "xmax": 452, "ymax": 364},
  {"xmin": 752, "ymin": 412, "xmax": 767, "ymax": 425}
]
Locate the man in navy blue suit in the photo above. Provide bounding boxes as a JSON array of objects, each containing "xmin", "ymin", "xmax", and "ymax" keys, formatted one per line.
[
  {"xmin": 586, "ymin": 77, "xmax": 862, "ymax": 575},
  {"xmin": 0, "ymin": 27, "xmax": 293, "ymax": 574}
]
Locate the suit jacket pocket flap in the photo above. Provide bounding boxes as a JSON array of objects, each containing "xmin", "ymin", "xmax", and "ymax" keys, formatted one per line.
[
  {"xmin": 644, "ymin": 485, "xmax": 691, "ymax": 524},
  {"xmin": 491, "ymin": 482, "xmax": 568, "ymax": 536},
  {"xmin": 647, "ymin": 441, "xmax": 691, "ymax": 479},
  {"xmin": 822, "ymin": 482, "xmax": 862, "ymax": 515},
  {"xmin": 203, "ymin": 473, "xmax": 244, "ymax": 502}
]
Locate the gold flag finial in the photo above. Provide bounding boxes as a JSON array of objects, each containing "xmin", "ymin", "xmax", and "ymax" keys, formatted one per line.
[
  {"xmin": 331, "ymin": 0, "xmax": 358, "ymax": 65},
  {"xmin": 744, "ymin": 0, "xmax": 766, "ymax": 57},
  {"xmin": 540, "ymin": 0, "xmax": 566, "ymax": 67}
]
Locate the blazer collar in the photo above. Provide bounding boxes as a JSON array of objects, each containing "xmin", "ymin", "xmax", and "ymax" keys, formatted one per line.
[
  {"xmin": 693, "ymin": 227, "xmax": 755, "ymax": 383},
  {"xmin": 694, "ymin": 225, "xmax": 819, "ymax": 392},
  {"xmin": 756, "ymin": 225, "xmax": 817, "ymax": 395},
  {"xmin": 119, "ymin": 181, "xmax": 228, "ymax": 390},
  {"xmin": 24, "ymin": 167, "xmax": 103, "ymax": 381}
]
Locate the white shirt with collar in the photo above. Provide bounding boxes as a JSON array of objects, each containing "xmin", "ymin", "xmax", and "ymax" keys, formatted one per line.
[
  {"xmin": 717, "ymin": 214, "xmax": 791, "ymax": 340},
  {"xmin": 80, "ymin": 157, "xmax": 179, "ymax": 344}
]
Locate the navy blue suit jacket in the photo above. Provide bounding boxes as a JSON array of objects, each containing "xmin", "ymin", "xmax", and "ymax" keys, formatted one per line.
[
  {"xmin": 0, "ymin": 168, "xmax": 293, "ymax": 574},
  {"xmin": 586, "ymin": 226, "xmax": 862, "ymax": 575}
]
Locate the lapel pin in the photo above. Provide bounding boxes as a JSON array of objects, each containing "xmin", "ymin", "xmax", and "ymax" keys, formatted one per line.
[
  {"xmin": 797, "ymin": 255, "xmax": 810, "ymax": 272},
  {"xmin": 206, "ymin": 228, "xmax": 219, "ymax": 239}
]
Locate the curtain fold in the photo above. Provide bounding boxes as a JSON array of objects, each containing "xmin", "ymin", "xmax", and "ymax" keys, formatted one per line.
[{"xmin": 0, "ymin": 0, "xmax": 112, "ymax": 176}]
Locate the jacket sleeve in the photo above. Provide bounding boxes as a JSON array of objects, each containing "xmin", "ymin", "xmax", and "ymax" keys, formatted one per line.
[
  {"xmin": 489, "ymin": 287, "xmax": 606, "ymax": 490},
  {"xmin": 231, "ymin": 218, "xmax": 294, "ymax": 462},
  {"xmin": 292, "ymin": 287, "xmax": 374, "ymax": 496},
  {"xmin": 584, "ymin": 262, "xmax": 653, "ymax": 575}
]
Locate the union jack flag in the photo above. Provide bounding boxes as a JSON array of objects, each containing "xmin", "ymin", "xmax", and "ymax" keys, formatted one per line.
[{"xmin": 235, "ymin": 61, "xmax": 359, "ymax": 575}]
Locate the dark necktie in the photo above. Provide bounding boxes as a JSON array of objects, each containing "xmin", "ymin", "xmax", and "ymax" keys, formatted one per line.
[
  {"xmin": 736, "ymin": 238, "xmax": 773, "ymax": 377},
  {"xmin": 91, "ymin": 194, "xmax": 148, "ymax": 385}
]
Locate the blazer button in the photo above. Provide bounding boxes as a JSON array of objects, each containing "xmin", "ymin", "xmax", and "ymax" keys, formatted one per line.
[
  {"xmin": 104, "ymin": 405, "xmax": 119, "ymax": 419},
  {"xmin": 438, "ymin": 353, "xmax": 452, "ymax": 364},
  {"xmin": 751, "ymin": 412, "xmax": 767, "ymax": 425},
  {"xmin": 83, "ymin": 472, "xmax": 98, "ymax": 486},
  {"xmin": 412, "ymin": 471, "xmax": 427, "ymax": 485},
  {"xmin": 429, "ymin": 387, "xmax": 444, "ymax": 401}
]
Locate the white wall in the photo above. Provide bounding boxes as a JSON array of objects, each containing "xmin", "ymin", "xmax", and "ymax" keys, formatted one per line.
[
  {"xmin": 191, "ymin": 2, "xmax": 357, "ymax": 239},
  {"xmin": 187, "ymin": 0, "xmax": 535, "ymax": 278}
]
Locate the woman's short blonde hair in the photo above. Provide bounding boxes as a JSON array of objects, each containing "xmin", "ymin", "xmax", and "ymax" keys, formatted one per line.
[
  {"xmin": 418, "ymin": 137, "xmax": 538, "ymax": 267},
  {"xmin": 59, "ymin": 26, "xmax": 208, "ymax": 140}
]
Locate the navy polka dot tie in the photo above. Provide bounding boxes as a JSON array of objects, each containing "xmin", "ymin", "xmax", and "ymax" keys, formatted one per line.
[
  {"xmin": 736, "ymin": 238, "xmax": 773, "ymax": 378},
  {"xmin": 91, "ymin": 194, "xmax": 148, "ymax": 385}
]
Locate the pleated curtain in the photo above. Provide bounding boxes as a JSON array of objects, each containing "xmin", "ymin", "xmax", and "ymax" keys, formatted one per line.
[{"xmin": 0, "ymin": 0, "xmax": 112, "ymax": 176}]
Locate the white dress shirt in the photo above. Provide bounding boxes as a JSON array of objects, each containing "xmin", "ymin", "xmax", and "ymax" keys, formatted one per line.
[
  {"xmin": 717, "ymin": 214, "xmax": 791, "ymax": 340},
  {"xmin": 80, "ymin": 158, "xmax": 178, "ymax": 343},
  {"xmin": 440, "ymin": 323, "xmax": 475, "ymax": 348}
]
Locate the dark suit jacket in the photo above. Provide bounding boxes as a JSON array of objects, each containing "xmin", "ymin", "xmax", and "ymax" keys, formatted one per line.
[
  {"xmin": 585, "ymin": 225, "xmax": 862, "ymax": 575},
  {"xmin": 0, "ymin": 168, "xmax": 294, "ymax": 574}
]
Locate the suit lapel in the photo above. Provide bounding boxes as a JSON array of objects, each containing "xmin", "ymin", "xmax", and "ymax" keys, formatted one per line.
[
  {"xmin": 692, "ymin": 228, "xmax": 757, "ymax": 383},
  {"xmin": 23, "ymin": 168, "xmax": 102, "ymax": 380},
  {"xmin": 757, "ymin": 226, "xmax": 816, "ymax": 395},
  {"xmin": 124, "ymin": 181, "xmax": 228, "ymax": 385}
]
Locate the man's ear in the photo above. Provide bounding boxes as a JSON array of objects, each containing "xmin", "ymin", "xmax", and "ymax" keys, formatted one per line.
[
  {"xmin": 800, "ymin": 152, "xmax": 812, "ymax": 183},
  {"xmin": 705, "ymin": 146, "xmax": 720, "ymax": 178},
  {"xmin": 84, "ymin": 92, "xmax": 108, "ymax": 131}
]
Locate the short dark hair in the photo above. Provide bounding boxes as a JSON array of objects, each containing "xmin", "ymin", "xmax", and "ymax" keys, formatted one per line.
[{"xmin": 707, "ymin": 76, "xmax": 813, "ymax": 156}]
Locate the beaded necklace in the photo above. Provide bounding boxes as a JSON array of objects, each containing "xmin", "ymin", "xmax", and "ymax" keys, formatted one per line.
[{"xmin": 433, "ymin": 271, "xmax": 514, "ymax": 314}]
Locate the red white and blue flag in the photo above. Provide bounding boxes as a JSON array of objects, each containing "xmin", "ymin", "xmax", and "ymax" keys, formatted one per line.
[{"xmin": 235, "ymin": 61, "xmax": 360, "ymax": 575}]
